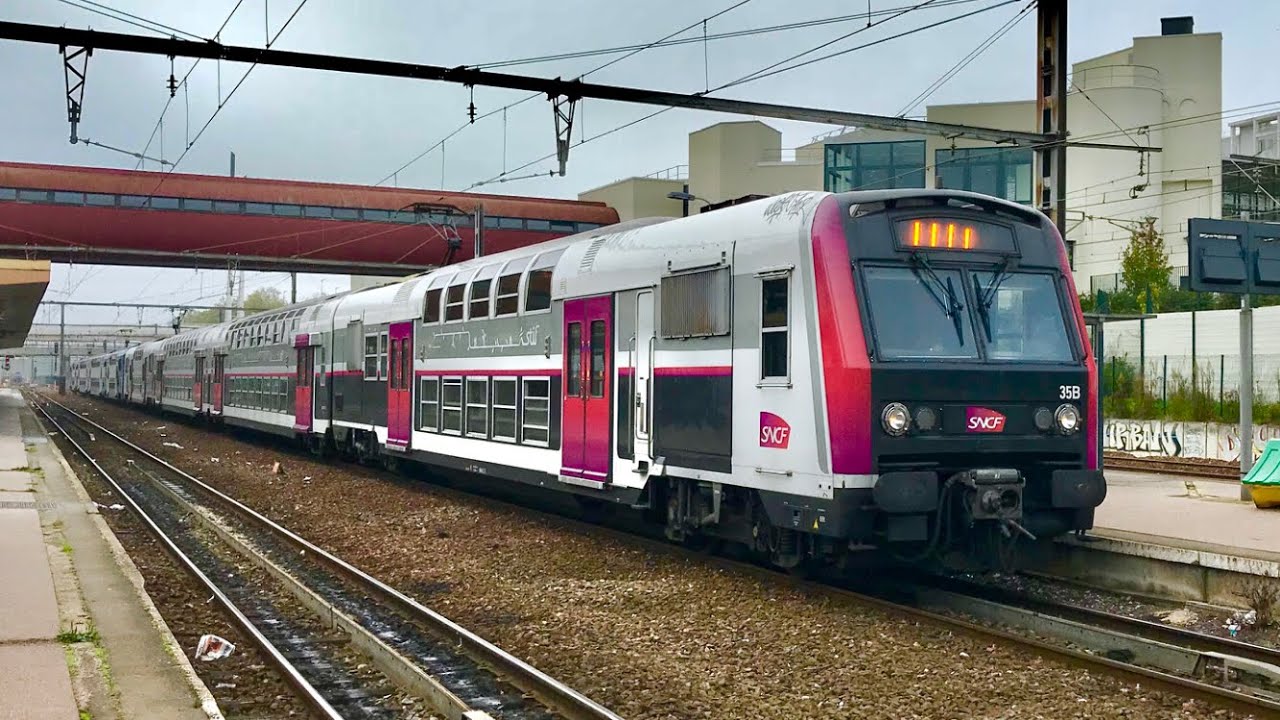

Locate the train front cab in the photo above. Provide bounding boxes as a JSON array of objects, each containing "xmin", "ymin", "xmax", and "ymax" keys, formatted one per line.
[{"xmin": 825, "ymin": 190, "xmax": 1105, "ymax": 562}]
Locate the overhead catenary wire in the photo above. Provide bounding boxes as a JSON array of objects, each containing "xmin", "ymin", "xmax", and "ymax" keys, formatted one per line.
[
  {"xmin": 54, "ymin": 0, "xmax": 205, "ymax": 41},
  {"xmin": 134, "ymin": 0, "xmax": 249, "ymax": 170},
  {"xmin": 895, "ymin": 0, "xmax": 1034, "ymax": 118},
  {"xmin": 467, "ymin": 0, "xmax": 1016, "ymax": 189},
  {"xmin": 373, "ymin": 0, "xmax": 754, "ymax": 187},
  {"xmin": 137, "ymin": 0, "xmax": 310, "ymax": 201},
  {"xmin": 466, "ymin": 0, "xmax": 988, "ymax": 71}
]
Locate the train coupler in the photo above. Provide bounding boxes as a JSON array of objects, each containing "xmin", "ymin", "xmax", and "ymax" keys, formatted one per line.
[{"xmin": 953, "ymin": 468, "xmax": 1024, "ymax": 522}]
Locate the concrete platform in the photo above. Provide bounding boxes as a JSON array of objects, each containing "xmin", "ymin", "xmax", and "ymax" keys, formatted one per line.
[
  {"xmin": 1094, "ymin": 469, "xmax": 1279, "ymax": 559},
  {"xmin": 0, "ymin": 389, "xmax": 220, "ymax": 720}
]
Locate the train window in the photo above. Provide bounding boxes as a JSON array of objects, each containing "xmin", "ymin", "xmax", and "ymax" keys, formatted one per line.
[
  {"xmin": 332, "ymin": 207, "xmax": 359, "ymax": 220},
  {"xmin": 363, "ymin": 333, "xmax": 380, "ymax": 379},
  {"xmin": 445, "ymin": 282, "xmax": 467, "ymax": 322},
  {"xmin": 468, "ymin": 265, "xmax": 499, "ymax": 319},
  {"xmin": 589, "ymin": 321, "xmax": 607, "ymax": 397},
  {"xmin": 0, "ymin": 188, "xmax": 16, "ymax": 201},
  {"xmin": 379, "ymin": 332, "xmax": 389, "ymax": 379},
  {"xmin": 524, "ymin": 250, "xmax": 563, "ymax": 313},
  {"xmin": 17, "ymin": 189, "xmax": 50, "ymax": 202},
  {"xmin": 423, "ymin": 288, "xmax": 442, "ymax": 324},
  {"xmin": 151, "ymin": 197, "xmax": 181, "ymax": 210},
  {"xmin": 526, "ymin": 219, "xmax": 551, "ymax": 232},
  {"xmin": 214, "ymin": 200, "xmax": 241, "ymax": 213},
  {"xmin": 499, "ymin": 217, "xmax": 524, "ymax": 230},
  {"xmin": 441, "ymin": 378, "xmax": 463, "ymax": 434},
  {"xmin": 465, "ymin": 378, "xmax": 489, "ymax": 438},
  {"xmin": 362, "ymin": 208, "xmax": 390, "ymax": 221},
  {"xmin": 245, "ymin": 202, "xmax": 273, "ymax": 215},
  {"xmin": 971, "ymin": 271, "xmax": 1073, "ymax": 362},
  {"xmin": 274, "ymin": 203, "xmax": 302, "ymax": 217},
  {"xmin": 521, "ymin": 378, "xmax": 550, "ymax": 446},
  {"xmin": 182, "ymin": 198, "xmax": 212, "ymax": 211},
  {"xmin": 661, "ymin": 267, "xmax": 731, "ymax": 338},
  {"xmin": 119, "ymin": 194, "xmax": 148, "ymax": 208},
  {"xmin": 494, "ymin": 271, "xmax": 522, "ymax": 317},
  {"xmin": 53, "ymin": 191, "xmax": 84, "ymax": 204},
  {"xmin": 862, "ymin": 266, "xmax": 978, "ymax": 360},
  {"xmin": 760, "ymin": 275, "xmax": 790, "ymax": 382},
  {"xmin": 304, "ymin": 206, "xmax": 333, "ymax": 219},
  {"xmin": 85, "ymin": 192, "xmax": 115, "ymax": 206},
  {"xmin": 566, "ymin": 323, "xmax": 582, "ymax": 397},
  {"xmin": 419, "ymin": 377, "xmax": 440, "ymax": 431},
  {"xmin": 483, "ymin": 216, "xmax": 501, "ymax": 229},
  {"xmin": 550, "ymin": 220, "xmax": 575, "ymax": 233},
  {"xmin": 492, "ymin": 378, "xmax": 517, "ymax": 441}
]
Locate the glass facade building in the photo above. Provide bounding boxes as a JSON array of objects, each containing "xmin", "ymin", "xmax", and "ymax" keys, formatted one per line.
[
  {"xmin": 824, "ymin": 141, "xmax": 925, "ymax": 192},
  {"xmin": 934, "ymin": 147, "xmax": 1034, "ymax": 205}
]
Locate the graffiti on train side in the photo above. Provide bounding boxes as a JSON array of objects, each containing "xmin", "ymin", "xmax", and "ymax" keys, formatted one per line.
[{"xmin": 1104, "ymin": 418, "xmax": 1280, "ymax": 461}]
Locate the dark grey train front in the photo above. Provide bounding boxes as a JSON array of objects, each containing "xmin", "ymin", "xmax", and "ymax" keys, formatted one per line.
[{"xmin": 838, "ymin": 191, "xmax": 1104, "ymax": 561}]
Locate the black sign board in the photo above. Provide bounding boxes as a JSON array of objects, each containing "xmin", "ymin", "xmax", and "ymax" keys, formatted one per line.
[{"xmin": 1185, "ymin": 217, "xmax": 1280, "ymax": 295}]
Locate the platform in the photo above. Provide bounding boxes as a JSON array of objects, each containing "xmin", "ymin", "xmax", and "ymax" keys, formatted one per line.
[
  {"xmin": 1093, "ymin": 468, "xmax": 1279, "ymax": 560},
  {"xmin": 0, "ymin": 388, "xmax": 218, "ymax": 720}
]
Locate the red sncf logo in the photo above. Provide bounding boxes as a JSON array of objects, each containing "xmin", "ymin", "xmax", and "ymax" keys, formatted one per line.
[{"xmin": 966, "ymin": 407, "xmax": 1006, "ymax": 433}]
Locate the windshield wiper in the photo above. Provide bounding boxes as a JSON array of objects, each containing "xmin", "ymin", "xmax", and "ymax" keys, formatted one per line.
[
  {"xmin": 909, "ymin": 253, "xmax": 965, "ymax": 345},
  {"xmin": 973, "ymin": 259, "xmax": 1011, "ymax": 340}
]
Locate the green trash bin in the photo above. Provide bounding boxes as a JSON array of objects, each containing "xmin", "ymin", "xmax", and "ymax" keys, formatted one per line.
[{"xmin": 1242, "ymin": 439, "xmax": 1280, "ymax": 508}]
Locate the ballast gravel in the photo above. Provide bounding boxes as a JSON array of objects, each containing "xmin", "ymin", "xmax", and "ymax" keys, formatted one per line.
[{"xmin": 59, "ymin": 394, "xmax": 1259, "ymax": 720}]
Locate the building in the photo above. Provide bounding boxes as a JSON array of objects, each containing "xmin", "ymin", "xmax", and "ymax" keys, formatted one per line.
[{"xmin": 581, "ymin": 16, "xmax": 1280, "ymax": 294}]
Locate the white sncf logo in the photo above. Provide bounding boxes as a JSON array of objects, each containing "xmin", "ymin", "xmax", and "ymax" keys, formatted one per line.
[{"xmin": 1059, "ymin": 385, "xmax": 1081, "ymax": 400}]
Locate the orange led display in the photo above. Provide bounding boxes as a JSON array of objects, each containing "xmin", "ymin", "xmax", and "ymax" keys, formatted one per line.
[
  {"xmin": 896, "ymin": 218, "xmax": 1017, "ymax": 254},
  {"xmin": 906, "ymin": 220, "xmax": 980, "ymax": 250}
]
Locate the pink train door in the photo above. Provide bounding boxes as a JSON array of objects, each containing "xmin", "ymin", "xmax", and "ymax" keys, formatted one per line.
[
  {"xmin": 293, "ymin": 335, "xmax": 313, "ymax": 432},
  {"xmin": 561, "ymin": 295, "xmax": 612, "ymax": 485},
  {"xmin": 387, "ymin": 321, "xmax": 413, "ymax": 449}
]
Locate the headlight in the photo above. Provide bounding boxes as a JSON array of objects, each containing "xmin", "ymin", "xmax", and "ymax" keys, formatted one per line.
[
  {"xmin": 1055, "ymin": 404, "xmax": 1080, "ymax": 434},
  {"xmin": 881, "ymin": 402, "xmax": 910, "ymax": 436},
  {"xmin": 914, "ymin": 406, "xmax": 939, "ymax": 432}
]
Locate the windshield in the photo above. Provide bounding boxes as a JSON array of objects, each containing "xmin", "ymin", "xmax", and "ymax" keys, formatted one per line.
[
  {"xmin": 972, "ymin": 271, "xmax": 1074, "ymax": 362},
  {"xmin": 863, "ymin": 266, "xmax": 978, "ymax": 360}
]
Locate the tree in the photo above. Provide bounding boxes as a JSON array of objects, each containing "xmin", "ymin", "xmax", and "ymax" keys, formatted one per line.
[
  {"xmin": 181, "ymin": 287, "xmax": 288, "ymax": 326},
  {"xmin": 1119, "ymin": 216, "xmax": 1172, "ymax": 311},
  {"xmin": 244, "ymin": 287, "xmax": 286, "ymax": 313}
]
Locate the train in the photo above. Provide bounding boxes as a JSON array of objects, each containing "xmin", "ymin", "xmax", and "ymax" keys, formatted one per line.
[{"xmin": 69, "ymin": 189, "xmax": 1106, "ymax": 569}]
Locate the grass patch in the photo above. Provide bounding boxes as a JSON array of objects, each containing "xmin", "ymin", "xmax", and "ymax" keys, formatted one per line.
[
  {"xmin": 56, "ymin": 625, "xmax": 99, "ymax": 645},
  {"xmin": 60, "ymin": 540, "xmax": 73, "ymax": 555},
  {"xmin": 10, "ymin": 465, "xmax": 39, "ymax": 473}
]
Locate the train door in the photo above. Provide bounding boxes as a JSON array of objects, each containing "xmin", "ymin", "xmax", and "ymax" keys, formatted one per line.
[
  {"xmin": 561, "ymin": 295, "xmax": 612, "ymax": 485},
  {"xmin": 293, "ymin": 338, "xmax": 314, "ymax": 432},
  {"xmin": 387, "ymin": 321, "xmax": 413, "ymax": 449},
  {"xmin": 193, "ymin": 356, "xmax": 205, "ymax": 411},
  {"xmin": 212, "ymin": 355, "xmax": 225, "ymax": 415},
  {"xmin": 633, "ymin": 290, "xmax": 655, "ymax": 472}
]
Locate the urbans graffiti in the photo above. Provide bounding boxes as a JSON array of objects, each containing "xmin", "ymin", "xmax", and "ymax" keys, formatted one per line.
[{"xmin": 1103, "ymin": 418, "xmax": 1280, "ymax": 462}]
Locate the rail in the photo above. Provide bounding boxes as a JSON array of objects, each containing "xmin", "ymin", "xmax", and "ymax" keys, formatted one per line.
[
  {"xmin": 30, "ymin": 397, "xmax": 346, "ymax": 720},
  {"xmin": 34, "ymin": 392, "xmax": 622, "ymax": 720}
]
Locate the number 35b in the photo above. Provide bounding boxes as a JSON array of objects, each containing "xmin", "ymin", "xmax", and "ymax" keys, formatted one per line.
[{"xmin": 1059, "ymin": 385, "xmax": 1081, "ymax": 400}]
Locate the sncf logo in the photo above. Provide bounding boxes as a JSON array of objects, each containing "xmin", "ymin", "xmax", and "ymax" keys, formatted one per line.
[
  {"xmin": 760, "ymin": 412, "xmax": 791, "ymax": 449},
  {"xmin": 966, "ymin": 407, "xmax": 1006, "ymax": 433}
]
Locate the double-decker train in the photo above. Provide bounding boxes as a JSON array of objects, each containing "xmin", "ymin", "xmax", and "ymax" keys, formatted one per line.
[{"xmin": 70, "ymin": 189, "xmax": 1106, "ymax": 568}]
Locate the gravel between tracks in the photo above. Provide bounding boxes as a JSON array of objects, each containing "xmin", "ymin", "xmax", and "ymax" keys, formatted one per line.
[
  {"xmin": 33, "ymin": 409, "xmax": 314, "ymax": 719},
  {"xmin": 57, "ymin": 394, "xmax": 1261, "ymax": 720}
]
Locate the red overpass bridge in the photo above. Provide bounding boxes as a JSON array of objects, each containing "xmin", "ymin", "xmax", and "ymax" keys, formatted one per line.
[{"xmin": 0, "ymin": 162, "xmax": 618, "ymax": 274}]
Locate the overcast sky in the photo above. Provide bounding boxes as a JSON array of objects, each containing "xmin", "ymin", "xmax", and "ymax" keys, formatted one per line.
[{"xmin": 0, "ymin": 0, "xmax": 1275, "ymax": 328}]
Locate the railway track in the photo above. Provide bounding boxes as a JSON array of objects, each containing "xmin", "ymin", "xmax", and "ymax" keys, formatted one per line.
[
  {"xmin": 1106, "ymin": 454, "xmax": 1241, "ymax": 480},
  {"xmin": 33, "ymin": 393, "xmax": 621, "ymax": 720},
  {"xmin": 46, "ymin": 391, "xmax": 1280, "ymax": 718}
]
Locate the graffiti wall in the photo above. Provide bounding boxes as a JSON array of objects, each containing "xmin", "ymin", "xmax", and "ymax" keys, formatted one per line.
[{"xmin": 1103, "ymin": 418, "xmax": 1280, "ymax": 462}]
